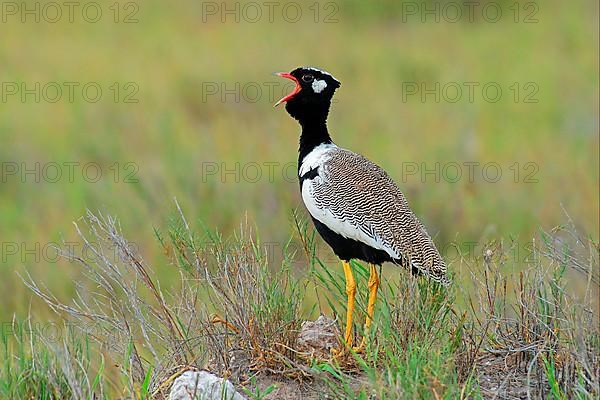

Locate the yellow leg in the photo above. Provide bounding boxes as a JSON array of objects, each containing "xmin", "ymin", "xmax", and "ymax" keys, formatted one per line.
[
  {"xmin": 357, "ymin": 264, "xmax": 380, "ymax": 350},
  {"xmin": 342, "ymin": 261, "xmax": 356, "ymax": 348}
]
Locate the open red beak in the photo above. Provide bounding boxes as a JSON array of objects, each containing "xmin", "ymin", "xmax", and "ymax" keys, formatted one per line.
[{"xmin": 274, "ymin": 72, "xmax": 301, "ymax": 107}]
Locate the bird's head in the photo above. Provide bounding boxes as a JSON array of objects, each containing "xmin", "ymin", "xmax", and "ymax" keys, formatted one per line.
[{"xmin": 274, "ymin": 67, "xmax": 341, "ymax": 124}]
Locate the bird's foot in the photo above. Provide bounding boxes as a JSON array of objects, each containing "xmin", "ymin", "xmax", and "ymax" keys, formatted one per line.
[
  {"xmin": 330, "ymin": 346, "xmax": 346, "ymax": 358},
  {"xmin": 330, "ymin": 342, "xmax": 364, "ymax": 360},
  {"xmin": 330, "ymin": 344, "xmax": 354, "ymax": 361},
  {"xmin": 351, "ymin": 344, "xmax": 365, "ymax": 354},
  {"xmin": 352, "ymin": 336, "xmax": 369, "ymax": 353}
]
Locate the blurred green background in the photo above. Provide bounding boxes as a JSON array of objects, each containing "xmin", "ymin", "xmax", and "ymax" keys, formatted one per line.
[{"xmin": 0, "ymin": 0, "xmax": 598, "ymax": 319}]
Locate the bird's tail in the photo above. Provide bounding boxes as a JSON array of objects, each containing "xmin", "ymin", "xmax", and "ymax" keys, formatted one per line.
[{"xmin": 392, "ymin": 256, "xmax": 450, "ymax": 286}]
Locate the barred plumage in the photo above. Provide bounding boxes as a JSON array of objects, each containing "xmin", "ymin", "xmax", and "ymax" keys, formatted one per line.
[
  {"xmin": 276, "ymin": 66, "xmax": 449, "ymax": 351},
  {"xmin": 300, "ymin": 143, "xmax": 449, "ymax": 286}
]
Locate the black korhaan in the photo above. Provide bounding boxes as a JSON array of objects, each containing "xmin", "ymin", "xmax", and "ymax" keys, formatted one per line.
[{"xmin": 275, "ymin": 67, "xmax": 449, "ymax": 351}]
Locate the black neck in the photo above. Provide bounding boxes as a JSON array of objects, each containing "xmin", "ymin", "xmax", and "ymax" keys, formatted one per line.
[
  {"xmin": 285, "ymin": 97, "xmax": 335, "ymax": 164},
  {"xmin": 298, "ymin": 119, "xmax": 332, "ymax": 163}
]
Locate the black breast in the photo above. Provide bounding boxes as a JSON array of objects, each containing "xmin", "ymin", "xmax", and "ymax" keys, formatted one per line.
[
  {"xmin": 298, "ymin": 160, "xmax": 398, "ymax": 267},
  {"xmin": 311, "ymin": 217, "xmax": 394, "ymax": 265}
]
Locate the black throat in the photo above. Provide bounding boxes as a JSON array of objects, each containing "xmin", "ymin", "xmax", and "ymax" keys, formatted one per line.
[
  {"xmin": 284, "ymin": 92, "xmax": 335, "ymax": 169},
  {"xmin": 286, "ymin": 99, "xmax": 334, "ymax": 166},
  {"xmin": 298, "ymin": 119, "xmax": 332, "ymax": 165}
]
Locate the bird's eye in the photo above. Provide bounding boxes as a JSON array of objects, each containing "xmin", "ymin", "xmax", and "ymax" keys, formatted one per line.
[{"xmin": 301, "ymin": 74, "xmax": 314, "ymax": 83}]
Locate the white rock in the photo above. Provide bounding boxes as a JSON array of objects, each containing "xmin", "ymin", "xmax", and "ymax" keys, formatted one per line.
[{"xmin": 169, "ymin": 370, "xmax": 246, "ymax": 400}]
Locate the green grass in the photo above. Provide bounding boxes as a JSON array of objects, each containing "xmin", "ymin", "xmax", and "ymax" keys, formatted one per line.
[
  {"xmin": 1, "ymin": 320, "xmax": 104, "ymax": 399},
  {"xmin": 2, "ymin": 208, "xmax": 597, "ymax": 399},
  {"xmin": 1, "ymin": 0, "xmax": 598, "ymax": 321},
  {"xmin": 0, "ymin": 0, "xmax": 598, "ymax": 397}
]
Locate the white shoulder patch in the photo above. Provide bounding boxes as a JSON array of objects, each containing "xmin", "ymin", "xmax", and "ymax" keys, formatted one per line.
[
  {"xmin": 312, "ymin": 79, "xmax": 327, "ymax": 93},
  {"xmin": 299, "ymin": 143, "xmax": 336, "ymax": 177}
]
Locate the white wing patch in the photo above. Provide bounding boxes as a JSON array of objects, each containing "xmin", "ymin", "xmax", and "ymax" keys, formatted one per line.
[
  {"xmin": 299, "ymin": 143, "xmax": 336, "ymax": 177},
  {"xmin": 300, "ymin": 145, "xmax": 401, "ymax": 260},
  {"xmin": 312, "ymin": 79, "xmax": 327, "ymax": 93},
  {"xmin": 301, "ymin": 179, "xmax": 400, "ymax": 259}
]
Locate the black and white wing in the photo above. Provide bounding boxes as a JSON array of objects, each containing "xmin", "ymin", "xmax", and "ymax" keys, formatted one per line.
[{"xmin": 299, "ymin": 143, "xmax": 449, "ymax": 285}]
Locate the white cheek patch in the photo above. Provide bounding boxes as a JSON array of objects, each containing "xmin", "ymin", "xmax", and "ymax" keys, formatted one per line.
[{"xmin": 312, "ymin": 79, "xmax": 327, "ymax": 93}]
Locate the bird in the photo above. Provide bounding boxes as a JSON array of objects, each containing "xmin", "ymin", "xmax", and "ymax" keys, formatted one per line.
[{"xmin": 274, "ymin": 67, "xmax": 450, "ymax": 351}]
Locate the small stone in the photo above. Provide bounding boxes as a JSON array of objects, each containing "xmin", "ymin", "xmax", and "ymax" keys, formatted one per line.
[{"xmin": 169, "ymin": 370, "xmax": 246, "ymax": 400}]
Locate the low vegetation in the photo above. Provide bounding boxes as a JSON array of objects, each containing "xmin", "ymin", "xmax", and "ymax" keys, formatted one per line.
[{"xmin": 2, "ymin": 203, "xmax": 598, "ymax": 399}]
